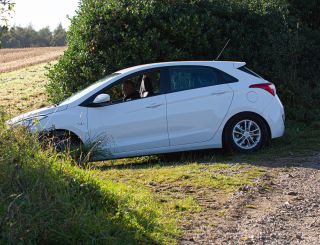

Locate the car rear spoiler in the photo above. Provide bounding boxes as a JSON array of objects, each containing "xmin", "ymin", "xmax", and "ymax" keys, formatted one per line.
[{"xmin": 233, "ymin": 62, "xmax": 246, "ymax": 68}]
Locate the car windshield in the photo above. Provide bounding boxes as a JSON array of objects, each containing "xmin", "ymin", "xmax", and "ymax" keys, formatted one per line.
[{"xmin": 58, "ymin": 73, "xmax": 120, "ymax": 106}]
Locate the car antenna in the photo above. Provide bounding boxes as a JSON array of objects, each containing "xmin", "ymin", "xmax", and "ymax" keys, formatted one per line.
[{"xmin": 215, "ymin": 39, "xmax": 231, "ymax": 61}]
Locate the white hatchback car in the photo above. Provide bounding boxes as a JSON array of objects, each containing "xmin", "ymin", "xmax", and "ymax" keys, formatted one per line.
[{"xmin": 8, "ymin": 61, "xmax": 285, "ymax": 160}]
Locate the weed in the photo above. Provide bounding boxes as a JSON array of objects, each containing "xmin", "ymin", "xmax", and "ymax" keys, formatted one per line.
[{"xmin": 0, "ymin": 119, "xmax": 178, "ymax": 244}]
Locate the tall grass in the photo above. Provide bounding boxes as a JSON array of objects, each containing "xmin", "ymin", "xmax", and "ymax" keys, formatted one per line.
[{"xmin": 0, "ymin": 114, "xmax": 178, "ymax": 244}]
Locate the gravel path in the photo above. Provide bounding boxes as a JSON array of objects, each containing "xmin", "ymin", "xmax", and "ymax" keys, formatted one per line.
[{"xmin": 180, "ymin": 153, "xmax": 320, "ymax": 244}]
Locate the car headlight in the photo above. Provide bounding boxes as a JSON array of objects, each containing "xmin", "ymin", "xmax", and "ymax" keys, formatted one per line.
[{"xmin": 15, "ymin": 115, "xmax": 48, "ymax": 127}]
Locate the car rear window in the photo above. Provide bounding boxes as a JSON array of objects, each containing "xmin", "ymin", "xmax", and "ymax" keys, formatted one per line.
[{"xmin": 238, "ymin": 66, "xmax": 263, "ymax": 78}]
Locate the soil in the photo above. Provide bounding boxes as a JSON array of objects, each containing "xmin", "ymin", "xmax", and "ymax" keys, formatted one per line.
[{"xmin": 180, "ymin": 153, "xmax": 320, "ymax": 244}]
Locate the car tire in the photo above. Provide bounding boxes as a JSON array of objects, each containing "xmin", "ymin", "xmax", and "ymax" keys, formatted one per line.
[
  {"xmin": 223, "ymin": 113, "xmax": 269, "ymax": 153},
  {"xmin": 40, "ymin": 131, "xmax": 83, "ymax": 160},
  {"xmin": 48, "ymin": 131, "xmax": 74, "ymax": 151}
]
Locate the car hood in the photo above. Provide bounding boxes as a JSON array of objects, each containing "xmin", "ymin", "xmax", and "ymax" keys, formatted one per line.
[{"xmin": 7, "ymin": 104, "xmax": 68, "ymax": 125}]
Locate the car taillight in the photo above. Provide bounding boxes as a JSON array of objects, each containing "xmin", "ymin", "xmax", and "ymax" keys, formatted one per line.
[{"xmin": 249, "ymin": 83, "xmax": 276, "ymax": 96}]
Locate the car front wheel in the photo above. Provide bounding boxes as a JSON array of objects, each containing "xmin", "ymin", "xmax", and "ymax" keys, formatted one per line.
[{"xmin": 40, "ymin": 131, "xmax": 83, "ymax": 160}]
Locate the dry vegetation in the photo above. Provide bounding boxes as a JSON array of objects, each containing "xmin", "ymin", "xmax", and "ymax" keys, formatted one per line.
[{"xmin": 0, "ymin": 47, "xmax": 65, "ymax": 73}]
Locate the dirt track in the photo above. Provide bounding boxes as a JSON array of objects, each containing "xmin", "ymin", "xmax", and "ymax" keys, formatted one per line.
[{"xmin": 180, "ymin": 153, "xmax": 320, "ymax": 244}]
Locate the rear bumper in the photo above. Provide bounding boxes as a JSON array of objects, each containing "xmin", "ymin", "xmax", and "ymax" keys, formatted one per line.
[{"xmin": 263, "ymin": 95, "xmax": 285, "ymax": 139}]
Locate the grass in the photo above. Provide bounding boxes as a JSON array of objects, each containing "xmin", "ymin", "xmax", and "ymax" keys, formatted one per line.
[
  {"xmin": 91, "ymin": 161, "xmax": 265, "ymax": 226},
  {"xmin": 0, "ymin": 123, "xmax": 265, "ymax": 243},
  {"xmin": 0, "ymin": 61, "xmax": 319, "ymax": 243},
  {"xmin": 0, "ymin": 123, "xmax": 178, "ymax": 244},
  {"xmin": 93, "ymin": 162, "xmax": 264, "ymax": 194},
  {"xmin": 0, "ymin": 62, "xmax": 51, "ymax": 115}
]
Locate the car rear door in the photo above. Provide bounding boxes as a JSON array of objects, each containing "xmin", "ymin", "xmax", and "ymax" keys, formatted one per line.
[{"xmin": 164, "ymin": 66, "xmax": 234, "ymax": 146}]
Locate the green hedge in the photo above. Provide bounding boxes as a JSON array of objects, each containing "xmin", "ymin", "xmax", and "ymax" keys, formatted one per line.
[{"xmin": 47, "ymin": 0, "xmax": 320, "ymax": 121}]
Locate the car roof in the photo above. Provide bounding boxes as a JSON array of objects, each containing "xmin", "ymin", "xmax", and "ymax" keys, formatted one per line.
[{"xmin": 116, "ymin": 61, "xmax": 246, "ymax": 74}]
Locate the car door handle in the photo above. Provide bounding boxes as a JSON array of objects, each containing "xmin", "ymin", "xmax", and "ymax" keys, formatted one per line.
[
  {"xmin": 211, "ymin": 91, "xmax": 228, "ymax": 95},
  {"xmin": 146, "ymin": 103, "xmax": 162, "ymax": 109}
]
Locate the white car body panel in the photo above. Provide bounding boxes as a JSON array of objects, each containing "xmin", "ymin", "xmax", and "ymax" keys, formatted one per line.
[
  {"xmin": 7, "ymin": 61, "xmax": 285, "ymax": 160},
  {"xmin": 31, "ymin": 106, "xmax": 89, "ymax": 144},
  {"xmin": 166, "ymin": 84, "xmax": 233, "ymax": 146},
  {"xmin": 87, "ymin": 95, "xmax": 169, "ymax": 154}
]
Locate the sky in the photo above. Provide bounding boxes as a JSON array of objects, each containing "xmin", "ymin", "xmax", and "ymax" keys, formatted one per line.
[{"xmin": 10, "ymin": 0, "xmax": 80, "ymax": 31}]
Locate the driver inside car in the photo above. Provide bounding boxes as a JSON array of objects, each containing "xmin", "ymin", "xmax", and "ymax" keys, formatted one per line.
[{"xmin": 122, "ymin": 80, "xmax": 140, "ymax": 102}]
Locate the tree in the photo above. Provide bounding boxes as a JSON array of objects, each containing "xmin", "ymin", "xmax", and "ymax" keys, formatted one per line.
[
  {"xmin": 0, "ymin": 0, "xmax": 14, "ymax": 27},
  {"xmin": 0, "ymin": 0, "xmax": 15, "ymax": 45},
  {"xmin": 37, "ymin": 26, "xmax": 52, "ymax": 47},
  {"xmin": 0, "ymin": 25, "xmax": 67, "ymax": 48},
  {"xmin": 287, "ymin": 0, "xmax": 320, "ymax": 30},
  {"xmin": 51, "ymin": 23, "xmax": 66, "ymax": 46}
]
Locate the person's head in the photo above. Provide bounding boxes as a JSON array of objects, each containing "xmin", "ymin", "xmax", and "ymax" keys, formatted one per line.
[{"xmin": 122, "ymin": 80, "xmax": 135, "ymax": 97}]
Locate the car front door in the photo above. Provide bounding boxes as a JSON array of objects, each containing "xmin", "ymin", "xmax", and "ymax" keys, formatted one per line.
[
  {"xmin": 86, "ymin": 69, "xmax": 169, "ymax": 155},
  {"xmin": 164, "ymin": 66, "xmax": 235, "ymax": 146}
]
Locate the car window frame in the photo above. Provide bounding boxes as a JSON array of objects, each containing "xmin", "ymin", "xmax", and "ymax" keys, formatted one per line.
[
  {"xmin": 162, "ymin": 65, "xmax": 238, "ymax": 94},
  {"xmin": 80, "ymin": 67, "xmax": 166, "ymax": 107}
]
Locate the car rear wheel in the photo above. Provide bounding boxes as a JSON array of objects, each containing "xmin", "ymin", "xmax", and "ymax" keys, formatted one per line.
[{"xmin": 223, "ymin": 113, "xmax": 269, "ymax": 153}]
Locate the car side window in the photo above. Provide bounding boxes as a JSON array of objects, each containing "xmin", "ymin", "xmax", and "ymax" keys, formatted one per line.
[
  {"xmin": 168, "ymin": 66, "xmax": 238, "ymax": 92},
  {"xmin": 140, "ymin": 70, "xmax": 161, "ymax": 96},
  {"xmin": 219, "ymin": 71, "xmax": 238, "ymax": 84},
  {"xmin": 100, "ymin": 70, "xmax": 161, "ymax": 105},
  {"xmin": 169, "ymin": 67, "xmax": 220, "ymax": 92},
  {"xmin": 103, "ymin": 82, "xmax": 123, "ymax": 104}
]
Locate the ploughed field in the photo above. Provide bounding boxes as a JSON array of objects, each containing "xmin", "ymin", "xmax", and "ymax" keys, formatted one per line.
[{"xmin": 0, "ymin": 46, "xmax": 65, "ymax": 73}]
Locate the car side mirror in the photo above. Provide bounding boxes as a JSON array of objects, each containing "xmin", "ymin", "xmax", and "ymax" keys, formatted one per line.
[{"xmin": 93, "ymin": 94, "xmax": 111, "ymax": 104}]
